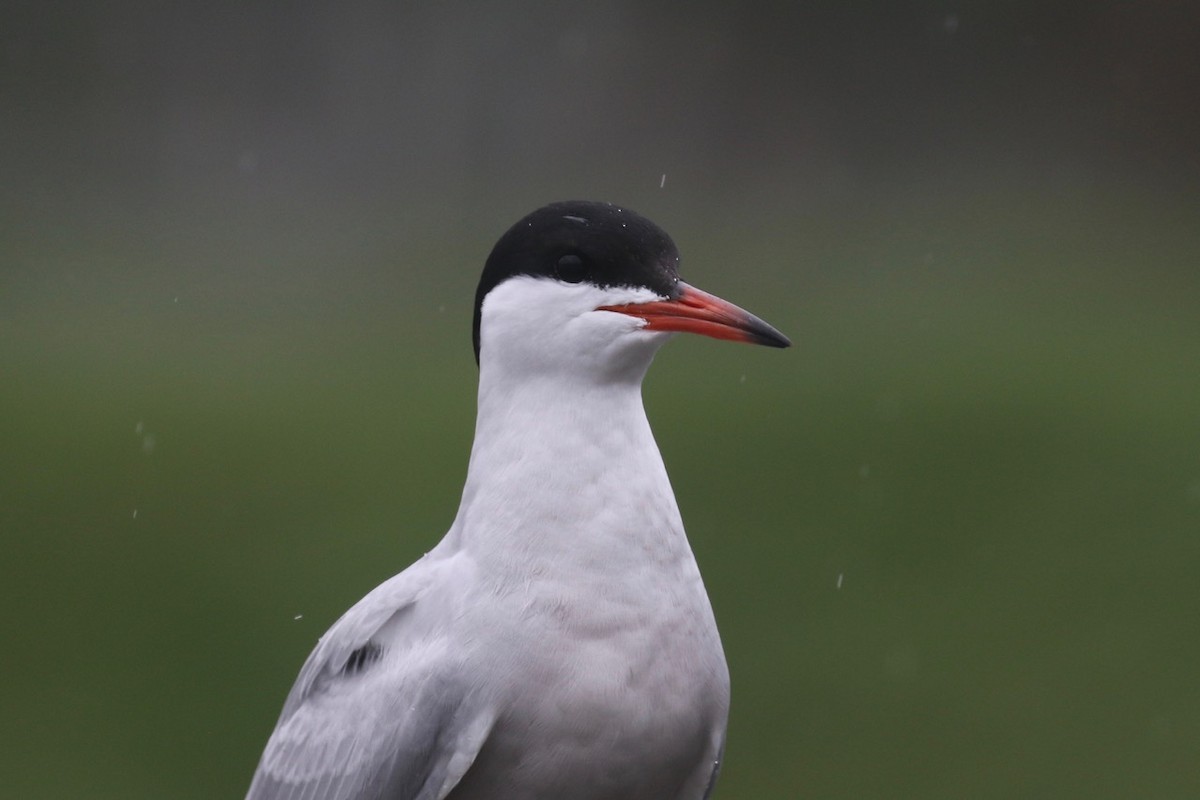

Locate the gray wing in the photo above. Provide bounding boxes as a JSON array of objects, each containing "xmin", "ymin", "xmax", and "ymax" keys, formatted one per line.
[
  {"xmin": 246, "ymin": 552, "xmax": 495, "ymax": 800},
  {"xmin": 700, "ymin": 736, "xmax": 724, "ymax": 800}
]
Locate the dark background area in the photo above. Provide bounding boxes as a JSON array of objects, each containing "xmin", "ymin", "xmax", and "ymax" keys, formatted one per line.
[{"xmin": 3, "ymin": 2, "xmax": 1199, "ymax": 797}]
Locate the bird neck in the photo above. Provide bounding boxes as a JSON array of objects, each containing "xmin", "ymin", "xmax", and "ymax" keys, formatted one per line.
[{"xmin": 446, "ymin": 365, "xmax": 689, "ymax": 574}]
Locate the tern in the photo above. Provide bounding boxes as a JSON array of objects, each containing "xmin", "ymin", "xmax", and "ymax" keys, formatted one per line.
[{"xmin": 246, "ymin": 200, "xmax": 790, "ymax": 800}]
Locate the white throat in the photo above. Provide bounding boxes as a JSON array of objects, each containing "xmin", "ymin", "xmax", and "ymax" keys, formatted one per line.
[{"xmin": 445, "ymin": 276, "xmax": 691, "ymax": 579}]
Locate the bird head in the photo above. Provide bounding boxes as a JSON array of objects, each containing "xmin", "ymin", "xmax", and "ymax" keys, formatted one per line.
[{"xmin": 474, "ymin": 201, "xmax": 789, "ymax": 384}]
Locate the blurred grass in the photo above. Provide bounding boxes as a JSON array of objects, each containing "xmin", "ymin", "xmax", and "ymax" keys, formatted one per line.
[{"xmin": 2, "ymin": 188, "xmax": 1199, "ymax": 798}]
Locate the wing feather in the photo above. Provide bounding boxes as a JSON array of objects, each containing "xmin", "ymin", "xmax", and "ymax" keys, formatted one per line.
[{"xmin": 246, "ymin": 552, "xmax": 492, "ymax": 800}]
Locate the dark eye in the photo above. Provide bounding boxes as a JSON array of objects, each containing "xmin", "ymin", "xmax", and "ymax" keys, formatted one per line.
[{"xmin": 555, "ymin": 253, "xmax": 588, "ymax": 284}]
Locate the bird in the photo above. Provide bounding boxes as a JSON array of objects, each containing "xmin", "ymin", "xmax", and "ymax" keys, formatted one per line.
[{"xmin": 245, "ymin": 200, "xmax": 790, "ymax": 800}]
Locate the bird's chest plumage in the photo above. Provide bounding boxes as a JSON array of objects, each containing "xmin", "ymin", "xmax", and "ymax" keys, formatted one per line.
[
  {"xmin": 441, "ymin": 372, "xmax": 731, "ymax": 798},
  {"xmin": 448, "ymin": 571, "xmax": 730, "ymax": 800}
]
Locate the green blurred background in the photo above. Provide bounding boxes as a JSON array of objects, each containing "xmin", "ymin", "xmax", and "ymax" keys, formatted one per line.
[{"xmin": 3, "ymin": 2, "xmax": 1199, "ymax": 797}]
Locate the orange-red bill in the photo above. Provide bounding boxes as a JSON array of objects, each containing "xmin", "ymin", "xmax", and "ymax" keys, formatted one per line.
[{"xmin": 599, "ymin": 282, "xmax": 790, "ymax": 348}]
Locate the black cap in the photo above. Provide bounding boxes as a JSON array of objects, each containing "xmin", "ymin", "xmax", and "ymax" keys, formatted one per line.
[{"xmin": 473, "ymin": 201, "xmax": 681, "ymax": 363}]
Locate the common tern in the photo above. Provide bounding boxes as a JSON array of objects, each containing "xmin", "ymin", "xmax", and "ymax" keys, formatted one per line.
[{"xmin": 246, "ymin": 200, "xmax": 790, "ymax": 800}]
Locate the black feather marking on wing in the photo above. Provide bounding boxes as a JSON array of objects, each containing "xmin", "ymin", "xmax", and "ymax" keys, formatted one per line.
[{"xmin": 341, "ymin": 640, "xmax": 384, "ymax": 676}]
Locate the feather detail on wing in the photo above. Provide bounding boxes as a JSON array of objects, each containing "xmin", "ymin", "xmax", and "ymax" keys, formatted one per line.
[{"xmin": 245, "ymin": 552, "xmax": 494, "ymax": 800}]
